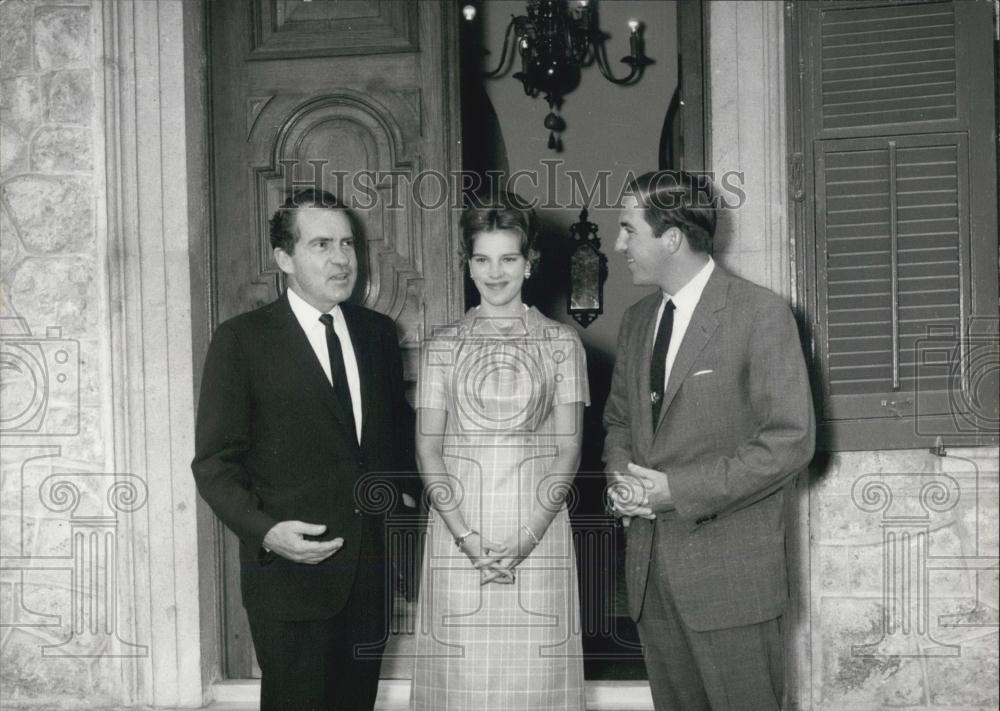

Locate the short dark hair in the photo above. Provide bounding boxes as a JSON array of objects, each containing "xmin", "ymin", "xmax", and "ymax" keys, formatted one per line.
[
  {"xmin": 625, "ymin": 171, "xmax": 718, "ymax": 254},
  {"xmin": 268, "ymin": 189, "xmax": 345, "ymax": 254},
  {"xmin": 459, "ymin": 191, "xmax": 540, "ymax": 269}
]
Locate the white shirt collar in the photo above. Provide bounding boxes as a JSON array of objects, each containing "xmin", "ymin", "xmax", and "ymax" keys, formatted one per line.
[
  {"xmin": 663, "ymin": 257, "xmax": 715, "ymax": 314},
  {"xmin": 286, "ymin": 286, "xmax": 343, "ymax": 331}
]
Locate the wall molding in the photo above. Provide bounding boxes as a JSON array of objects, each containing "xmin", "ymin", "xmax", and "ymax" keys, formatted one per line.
[
  {"xmin": 100, "ymin": 0, "xmax": 203, "ymax": 705},
  {"xmin": 707, "ymin": 3, "xmax": 808, "ymax": 708},
  {"xmin": 709, "ymin": 0, "xmax": 790, "ymax": 301}
]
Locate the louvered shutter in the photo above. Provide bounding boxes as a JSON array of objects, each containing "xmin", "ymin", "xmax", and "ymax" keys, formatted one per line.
[{"xmin": 797, "ymin": 0, "xmax": 998, "ymax": 449}]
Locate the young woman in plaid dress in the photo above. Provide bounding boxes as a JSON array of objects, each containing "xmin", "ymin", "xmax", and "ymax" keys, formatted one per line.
[{"xmin": 411, "ymin": 196, "xmax": 589, "ymax": 710}]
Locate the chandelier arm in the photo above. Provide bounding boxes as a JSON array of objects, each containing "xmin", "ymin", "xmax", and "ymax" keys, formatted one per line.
[
  {"xmin": 482, "ymin": 16, "xmax": 520, "ymax": 78},
  {"xmin": 594, "ymin": 40, "xmax": 640, "ymax": 85}
]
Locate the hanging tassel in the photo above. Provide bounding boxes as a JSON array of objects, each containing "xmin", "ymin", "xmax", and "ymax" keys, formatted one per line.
[{"xmin": 544, "ymin": 109, "xmax": 566, "ymax": 152}]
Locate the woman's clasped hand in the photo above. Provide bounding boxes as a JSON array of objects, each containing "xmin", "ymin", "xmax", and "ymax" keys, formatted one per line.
[{"xmin": 457, "ymin": 529, "xmax": 539, "ymax": 585}]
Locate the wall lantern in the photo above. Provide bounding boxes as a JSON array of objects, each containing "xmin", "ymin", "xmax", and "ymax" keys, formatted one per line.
[{"xmin": 567, "ymin": 208, "xmax": 608, "ymax": 327}]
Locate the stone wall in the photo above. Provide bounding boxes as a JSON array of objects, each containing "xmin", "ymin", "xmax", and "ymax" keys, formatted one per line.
[
  {"xmin": 1, "ymin": 1, "xmax": 123, "ymax": 706},
  {"xmin": 808, "ymin": 448, "xmax": 999, "ymax": 709},
  {"xmin": 1, "ymin": 0, "xmax": 203, "ymax": 707}
]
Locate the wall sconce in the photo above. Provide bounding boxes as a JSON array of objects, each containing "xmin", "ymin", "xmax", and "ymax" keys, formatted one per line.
[
  {"xmin": 463, "ymin": 0, "xmax": 652, "ymax": 151},
  {"xmin": 567, "ymin": 208, "xmax": 608, "ymax": 327}
]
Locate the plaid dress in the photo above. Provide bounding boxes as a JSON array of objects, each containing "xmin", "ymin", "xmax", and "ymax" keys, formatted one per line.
[{"xmin": 411, "ymin": 306, "xmax": 589, "ymax": 711}]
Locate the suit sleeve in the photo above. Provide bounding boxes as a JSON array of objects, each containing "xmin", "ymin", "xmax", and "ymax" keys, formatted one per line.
[
  {"xmin": 602, "ymin": 306, "xmax": 635, "ymax": 477},
  {"xmin": 385, "ymin": 321, "xmax": 420, "ymax": 502},
  {"xmin": 670, "ymin": 297, "xmax": 816, "ymax": 522},
  {"xmin": 191, "ymin": 322, "xmax": 278, "ymax": 549}
]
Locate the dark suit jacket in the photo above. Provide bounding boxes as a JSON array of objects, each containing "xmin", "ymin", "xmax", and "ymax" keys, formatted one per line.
[
  {"xmin": 603, "ymin": 266, "xmax": 815, "ymax": 631},
  {"xmin": 192, "ymin": 294, "xmax": 415, "ymax": 620}
]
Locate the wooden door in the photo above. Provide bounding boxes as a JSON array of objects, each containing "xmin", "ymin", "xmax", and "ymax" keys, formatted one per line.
[{"xmin": 207, "ymin": 0, "xmax": 462, "ymax": 678}]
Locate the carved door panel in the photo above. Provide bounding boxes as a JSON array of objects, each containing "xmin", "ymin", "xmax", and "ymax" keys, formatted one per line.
[{"xmin": 207, "ymin": 0, "xmax": 462, "ymax": 678}]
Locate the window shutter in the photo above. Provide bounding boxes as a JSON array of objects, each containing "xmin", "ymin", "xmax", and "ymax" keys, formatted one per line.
[
  {"xmin": 817, "ymin": 2, "xmax": 959, "ymax": 132},
  {"xmin": 795, "ymin": 0, "xmax": 998, "ymax": 450}
]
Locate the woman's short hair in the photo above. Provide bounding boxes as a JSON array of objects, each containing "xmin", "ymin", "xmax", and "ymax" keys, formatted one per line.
[
  {"xmin": 459, "ymin": 191, "xmax": 540, "ymax": 269},
  {"xmin": 625, "ymin": 171, "xmax": 718, "ymax": 254},
  {"xmin": 268, "ymin": 188, "xmax": 345, "ymax": 254}
]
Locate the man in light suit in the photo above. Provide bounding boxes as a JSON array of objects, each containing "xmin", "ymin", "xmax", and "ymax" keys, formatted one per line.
[
  {"xmin": 603, "ymin": 171, "xmax": 815, "ymax": 710},
  {"xmin": 192, "ymin": 189, "xmax": 416, "ymax": 710}
]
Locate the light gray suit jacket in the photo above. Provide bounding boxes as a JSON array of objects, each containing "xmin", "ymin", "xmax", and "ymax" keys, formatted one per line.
[{"xmin": 603, "ymin": 266, "xmax": 815, "ymax": 631}]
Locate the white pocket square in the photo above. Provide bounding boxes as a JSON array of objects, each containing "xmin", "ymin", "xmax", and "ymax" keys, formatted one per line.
[{"xmin": 692, "ymin": 369, "xmax": 714, "ymax": 376}]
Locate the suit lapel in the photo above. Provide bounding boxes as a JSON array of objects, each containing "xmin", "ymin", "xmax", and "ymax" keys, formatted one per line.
[
  {"xmin": 633, "ymin": 294, "xmax": 661, "ymax": 445},
  {"xmin": 269, "ymin": 294, "xmax": 354, "ymax": 433},
  {"xmin": 340, "ymin": 303, "xmax": 373, "ymax": 447},
  {"xmin": 655, "ymin": 268, "xmax": 729, "ymax": 432}
]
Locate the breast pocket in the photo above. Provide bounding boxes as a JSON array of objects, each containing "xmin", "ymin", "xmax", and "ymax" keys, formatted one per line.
[{"xmin": 679, "ymin": 368, "xmax": 733, "ymax": 442}]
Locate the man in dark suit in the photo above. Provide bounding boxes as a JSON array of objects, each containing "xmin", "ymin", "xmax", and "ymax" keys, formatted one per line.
[
  {"xmin": 192, "ymin": 189, "xmax": 415, "ymax": 710},
  {"xmin": 603, "ymin": 171, "xmax": 815, "ymax": 710}
]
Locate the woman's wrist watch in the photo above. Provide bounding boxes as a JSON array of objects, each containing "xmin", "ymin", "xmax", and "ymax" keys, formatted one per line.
[{"xmin": 454, "ymin": 528, "xmax": 478, "ymax": 548}]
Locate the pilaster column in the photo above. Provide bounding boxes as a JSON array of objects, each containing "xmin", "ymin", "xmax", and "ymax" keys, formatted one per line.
[
  {"xmin": 99, "ymin": 0, "xmax": 202, "ymax": 705},
  {"xmin": 708, "ymin": 0, "xmax": 791, "ymax": 300}
]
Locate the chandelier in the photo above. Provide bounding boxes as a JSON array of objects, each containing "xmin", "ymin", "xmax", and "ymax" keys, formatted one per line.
[{"xmin": 463, "ymin": 0, "xmax": 652, "ymax": 151}]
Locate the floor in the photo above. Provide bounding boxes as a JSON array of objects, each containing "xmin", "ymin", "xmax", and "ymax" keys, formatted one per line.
[{"xmin": 206, "ymin": 679, "xmax": 655, "ymax": 710}]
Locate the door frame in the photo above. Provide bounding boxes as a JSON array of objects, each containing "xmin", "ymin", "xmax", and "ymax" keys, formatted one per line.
[{"xmin": 188, "ymin": 1, "xmax": 710, "ymax": 706}]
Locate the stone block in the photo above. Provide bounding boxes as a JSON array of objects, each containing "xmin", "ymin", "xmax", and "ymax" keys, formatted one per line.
[
  {"xmin": 812, "ymin": 452, "xmax": 942, "ymax": 497},
  {"xmin": 9, "ymin": 255, "xmax": 97, "ymax": 336},
  {"xmin": 58, "ymin": 404, "xmax": 104, "ymax": 465},
  {"xmin": 1, "ymin": 205, "xmax": 22, "ymax": 277},
  {"xmin": 75, "ymin": 338, "xmax": 102, "ymax": 406},
  {"xmin": 3, "ymin": 174, "xmax": 94, "ymax": 253},
  {"xmin": 8, "ymin": 454, "xmax": 66, "ymax": 557},
  {"xmin": 1, "ymin": 75, "xmax": 42, "ymax": 135},
  {"xmin": 42, "ymin": 68, "xmax": 91, "ymax": 124},
  {"xmin": 806, "ymin": 459, "xmax": 853, "ymax": 496},
  {"xmin": 1, "ymin": 446, "xmax": 57, "ymax": 555},
  {"xmin": 961, "ymin": 480, "xmax": 1000, "ymax": 552},
  {"xmin": 0, "ymin": 0, "xmax": 33, "ymax": 78},
  {"xmin": 1, "ymin": 122, "xmax": 29, "ymax": 175},
  {"xmin": 925, "ymin": 631, "xmax": 1000, "ymax": 707},
  {"xmin": 817, "ymin": 544, "xmax": 849, "ymax": 592},
  {"xmin": 0, "ymin": 627, "xmax": 117, "ymax": 707},
  {"xmin": 0, "ymin": 283, "xmax": 11, "ymax": 318},
  {"xmin": 927, "ymin": 558, "xmax": 973, "ymax": 599},
  {"xmin": 30, "ymin": 124, "xmax": 92, "ymax": 172},
  {"xmin": 813, "ymin": 493, "xmax": 882, "ymax": 546},
  {"xmin": 817, "ymin": 596, "xmax": 927, "ymax": 707},
  {"xmin": 847, "ymin": 544, "xmax": 882, "ymax": 593},
  {"xmin": 930, "ymin": 596, "xmax": 994, "ymax": 638},
  {"xmin": 33, "ymin": 4, "xmax": 90, "ymax": 71}
]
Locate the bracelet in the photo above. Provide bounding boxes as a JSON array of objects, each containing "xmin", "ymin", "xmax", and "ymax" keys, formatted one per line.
[
  {"xmin": 454, "ymin": 528, "xmax": 478, "ymax": 548},
  {"xmin": 520, "ymin": 523, "xmax": 541, "ymax": 546}
]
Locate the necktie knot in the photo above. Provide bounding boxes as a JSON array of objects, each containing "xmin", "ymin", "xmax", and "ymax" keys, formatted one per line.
[{"xmin": 319, "ymin": 313, "xmax": 334, "ymax": 329}]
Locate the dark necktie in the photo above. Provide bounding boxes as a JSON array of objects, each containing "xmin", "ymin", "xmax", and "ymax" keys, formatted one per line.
[
  {"xmin": 649, "ymin": 299, "xmax": 676, "ymax": 426},
  {"xmin": 318, "ymin": 313, "xmax": 357, "ymax": 439}
]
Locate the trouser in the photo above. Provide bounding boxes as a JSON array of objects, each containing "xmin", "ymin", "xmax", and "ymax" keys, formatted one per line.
[
  {"xmin": 247, "ymin": 521, "xmax": 388, "ymax": 711},
  {"xmin": 636, "ymin": 549, "xmax": 784, "ymax": 711}
]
